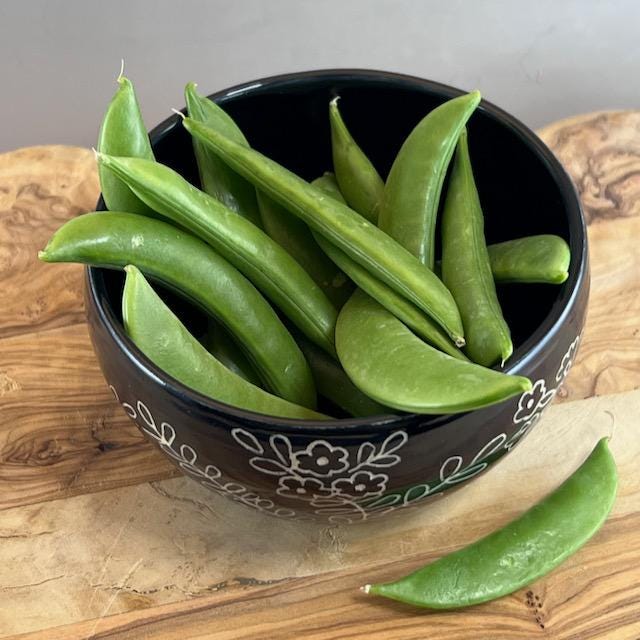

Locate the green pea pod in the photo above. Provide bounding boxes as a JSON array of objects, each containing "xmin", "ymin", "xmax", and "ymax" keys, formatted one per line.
[
  {"xmin": 202, "ymin": 320, "xmax": 263, "ymax": 387},
  {"xmin": 183, "ymin": 117, "xmax": 466, "ymax": 346},
  {"xmin": 97, "ymin": 75, "xmax": 155, "ymax": 216},
  {"xmin": 296, "ymin": 335, "xmax": 388, "ymax": 418},
  {"xmin": 257, "ymin": 188, "xmax": 351, "ymax": 308},
  {"xmin": 97, "ymin": 154, "xmax": 338, "ymax": 357},
  {"xmin": 311, "ymin": 172, "xmax": 344, "ymax": 201},
  {"xmin": 313, "ymin": 232, "xmax": 466, "ymax": 360},
  {"xmin": 38, "ymin": 211, "xmax": 315, "ymax": 408},
  {"xmin": 378, "ymin": 91, "xmax": 481, "ymax": 269},
  {"xmin": 184, "ymin": 82, "xmax": 262, "ymax": 227},
  {"xmin": 123, "ymin": 266, "xmax": 327, "ymax": 420},
  {"xmin": 488, "ymin": 234, "xmax": 570, "ymax": 284},
  {"xmin": 366, "ymin": 438, "xmax": 617, "ymax": 609},
  {"xmin": 442, "ymin": 129, "xmax": 512, "ymax": 367},
  {"xmin": 335, "ymin": 290, "xmax": 530, "ymax": 414},
  {"xmin": 330, "ymin": 97, "xmax": 384, "ymax": 223},
  {"xmin": 435, "ymin": 235, "xmax": 571, "ymax": 285}
]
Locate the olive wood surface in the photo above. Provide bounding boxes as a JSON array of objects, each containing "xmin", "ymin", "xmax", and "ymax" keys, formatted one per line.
[{"xmin": 1, "ymin": 111, "xmax": 639, "ymax": 638}]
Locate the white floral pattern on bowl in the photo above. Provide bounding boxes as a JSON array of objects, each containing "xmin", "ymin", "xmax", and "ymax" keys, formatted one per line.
[{"xmin": 111, "ymin": 335, "xmax": 579, "ymax": 523}]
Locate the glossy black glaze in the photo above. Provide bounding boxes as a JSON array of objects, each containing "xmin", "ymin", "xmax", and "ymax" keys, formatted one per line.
[{"xmin": 86, "ymin": 70, "xmax": 588, "ymax": 523}]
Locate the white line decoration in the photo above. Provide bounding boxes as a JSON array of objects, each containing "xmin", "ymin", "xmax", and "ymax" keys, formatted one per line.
[{"xmin": 111, "ymin": 335, "xmax": 580, "ymax": 523}]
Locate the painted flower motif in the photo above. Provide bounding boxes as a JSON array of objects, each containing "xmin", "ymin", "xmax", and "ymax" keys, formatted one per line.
[
  {"xmin": 332, "ymin": 471, "xmax": 388, "ymax": 498},
  {"xmin": 513, "ymin": 379, "xmax": 555, "ymax": 424},
  {"xmin": 277, "ymin": 476, "xmax": 333, "ymax": 500},
  {"xmin": 292, "ymin": 441, "xmax": 349, "ymax": 477}
]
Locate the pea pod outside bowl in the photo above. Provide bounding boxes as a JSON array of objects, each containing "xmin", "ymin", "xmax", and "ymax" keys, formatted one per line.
[{"xmin": 86, "ymin": 69, "xmax": 589, "ymax": 523}]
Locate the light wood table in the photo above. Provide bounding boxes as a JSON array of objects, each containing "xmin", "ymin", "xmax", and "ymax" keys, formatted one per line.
[{"xmin": 1, "ymin": 112, "xmax": 639, "ymax": 639}]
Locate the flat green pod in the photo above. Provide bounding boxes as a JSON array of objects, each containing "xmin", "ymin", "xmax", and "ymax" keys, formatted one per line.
[
  {"xmin": 335, "ymin": 290, "xmax": 530, "ymax": 414},
  {"xmin": 367, "ymin": 439, "xmax": 617, "ymax": 609},
  {"xmin": 123, "ymin": 266, "xmax": 327, "ymax": 420}
]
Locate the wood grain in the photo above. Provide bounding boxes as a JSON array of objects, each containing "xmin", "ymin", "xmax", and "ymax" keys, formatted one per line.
[
  {"xmin": 538, "ymin": 112, "xmax": 640, "ymax": 402},
  {"xmin": 0, "ymin": 146, "xmax": 99, "ymax": 338},
  {"xmin": 0, "ymin": 323, "xmax": 177, "ymax": 510},
  {"xmin": 2, "ymin": 390, "xmax": 639, "ymax": 638}
]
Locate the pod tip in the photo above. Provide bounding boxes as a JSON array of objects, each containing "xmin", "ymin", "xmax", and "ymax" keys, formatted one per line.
[
  {"xmin": 37, "ymin": 249, "xmax": 48, "ymax": 261},
  {"xmin": 117, "ymin": 58, "xmax": 125, "ymax": 83},
  {"xmin": 454, "ymin": 336, "xmax": 466, "ymax": 348},
  {"xmin": 361, "ymin": 584, "xmax": 371, "ymax": 594},
  {"xmin": 171, "ymin": 108, "xmax": 186, "ymax": 120},
  {"xmin": 330, "ymin": 95, "xmax": 341, "ymax": 107}
]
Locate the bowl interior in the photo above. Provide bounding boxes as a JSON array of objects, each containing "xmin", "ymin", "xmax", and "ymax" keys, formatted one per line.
[{"xmin": 96, "ymin": 70, "xmax": 578, "ymax": 419}]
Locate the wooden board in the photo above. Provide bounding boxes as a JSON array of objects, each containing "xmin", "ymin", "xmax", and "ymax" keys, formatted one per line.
[{"xmin": 1, "ymin": 114, "xmax": 639, "ymax": 639}]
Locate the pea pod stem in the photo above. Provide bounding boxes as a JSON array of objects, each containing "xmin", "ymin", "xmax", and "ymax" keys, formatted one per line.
[
  {"xmin": 183, "ymin": 117, "xmax": 466, "ymax": 346},
  {"xmin": 123, "ymin": 266, "xmax": 327, "ymax": 420},
  {"xmin": 97, "ymin": 153, "xmax": 338, "ymax": 357},
  {"xmin": 366, "ymin": 438, "xmax": 617, "ymax": 609},
  {"xmin": 39, "ymin": 211, "xmax": 316, "ymax": 408},
  {"xmin": 379, "ymin": 91, "xmax": 481, "ymax": 269}
]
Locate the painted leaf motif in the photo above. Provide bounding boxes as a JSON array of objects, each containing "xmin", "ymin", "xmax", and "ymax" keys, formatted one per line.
[
  {"xmin": 136, "ymin": 401, "xmax": 156, "ymax": 430},
  {"xmin": 365, "ymin": 493, "xmax": 402, "ymax": 509},
  {"xmin": 470, "ymin": 433, "xmax": 507, "ymax": 466},
  {"xmin": 249, "ymin": 457, "xmax": 289, "ymax": 476},
  {"xmin": 440, "ymin": 455, "xmax": 463, "ymax": 481},
  {"xmin": 403, "ymin": 484, "xmax": 431, "ymax": 504},
  {"xmin": 357, "ymin": 442, "xmax": 376, "ymax": 465},
  {"xmin": 269, "ymin": 434, "xmax": 293, "ymax": 466},
  {"xmin": 446, "ymin": 462, "xmax": 487, "ymax": 484},
  {"xmin": 366, "ymin": 454, "xmax": 401, "ymax": 468},
  {"xmin": 232, "ymin": 428, "xmax": 264, "ymax": 454},
  {"xmin": 380, "ymin": 431, "xmax": 409, "ymax": 456}
]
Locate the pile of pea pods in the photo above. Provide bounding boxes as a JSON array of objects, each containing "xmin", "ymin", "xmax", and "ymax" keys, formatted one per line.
[{"xmin": 40, "ymin": 77, "xmax": 573, "ymax": 420}]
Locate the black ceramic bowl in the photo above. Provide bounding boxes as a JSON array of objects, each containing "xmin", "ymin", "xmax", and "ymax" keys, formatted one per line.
[{"xmin": 87, "ymin": 70, "xmax": 588, "ymax": 524}]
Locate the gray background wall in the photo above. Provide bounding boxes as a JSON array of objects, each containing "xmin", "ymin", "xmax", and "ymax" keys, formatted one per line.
[{"xmin": 1, "ymin": 0, "xmax": 637, "ymax": 152}]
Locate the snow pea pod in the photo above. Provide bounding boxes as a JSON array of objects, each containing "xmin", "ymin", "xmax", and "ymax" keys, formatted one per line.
[
  {"xmin": 335, "ymin": 290, "xmax": 530, "ymax": 414},
  {"xmin": 184, "ymin": 82, "xmax": 262, "ymax": 227},
  {"xmin": 202, "ymin": 320, "xmax": 263, "ymax": 386},
  {"xmin": 488, "ymin": 234, "xmax": 570, "ymax": 284},
  {"xmin": 97, "ymin": 75, "xmax": 155, "ymax": 216},
  {"xmin": 313, "ymin": 232, "xmax": 465, "ymax": 360},
  {"xmin": 123, "ymin": 266, "xmax": 326, "ymax": 420},
  {"xmin": 366, "ymin": 438, "xmax": 617, "ymax": 609},
  {"xmin": 183, "ymin": 117, "xmax": 465, "ymax": 346},
  {"xmin": 435, "ymin": 235, "xmax": 571, "ymax": 285},
  {"xmin": 257, "ymin": 188, "xmax": 351, "ymax": 308},
  {"xmin": 378, "ymin": 91, "xmax": 481, "ymax": 270},
  {"xmin": 296, "ymin": 335, "xmax": 388, "ymax": 418},
  {"xmin": 442, "ymin": 129, "xmax": 512, "ymax": 367},
  {"xmin": 330, "ymin": 97, "xmax": 384, "ymax": 223},
  {"xmin": 97, "ymin": 154, "xmax": 338, "ymax": 357},
  {"xmin": 38, "ymin": 212, "xmax": 315, "ymax": 408}
]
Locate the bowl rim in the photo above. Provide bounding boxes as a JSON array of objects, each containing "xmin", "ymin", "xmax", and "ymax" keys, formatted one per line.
[{"xmin": 87, "ymin": 67, "xmax": 588, "ymax": 433}]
